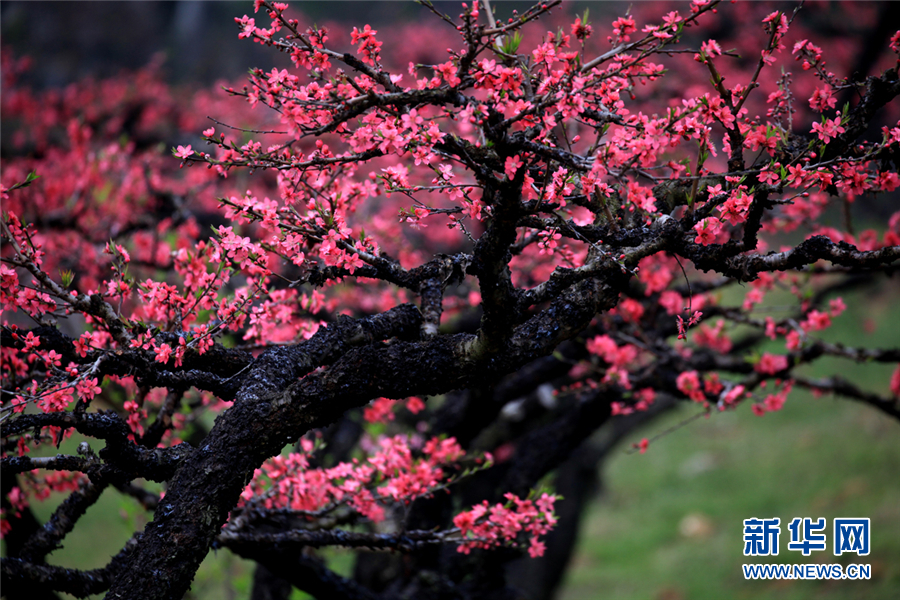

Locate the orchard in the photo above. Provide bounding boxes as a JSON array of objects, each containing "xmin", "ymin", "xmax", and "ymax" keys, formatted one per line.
[{"xmin": 2, "ymin": 1, "xmax": 900, "ymax": 599}]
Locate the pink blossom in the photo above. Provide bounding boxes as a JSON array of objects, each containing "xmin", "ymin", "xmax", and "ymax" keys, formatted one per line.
[
  {"xmin": 701, "ymin": 39, "xmax": 722, "ymax": 58},
  {"xmin": 235, "ymin": 15, "xmax": 256, "ymax": 39},
  {"xmin": 693, "ymin": 217, "xmax": 723, "ymax": 246},
  {"xmin": 406, "ymin": 396, "xmax": 425, "ymax": 414},
  {"xmin": 504, "ymin": 156, "xmax": 523, "ymax": 180},
  {"xmin": 528, "ymin": 536, "xmax": 547, "ymax": 558},
  {"xmin": 764, "ymin": 393, "xmax": 785, "ymax": 412},
  {"xmin": 786, "ymin": 330, "xmax": 802, "ymax": 351},
  {"xmin": 571, "ymin": 17, "xmax": 592, "ymax": 41},
  {"xmin": 23, "ymin": 331, "xmax": 41, "ymax": 351},
  {"xmin": 829, "ymin": 297, "xmax": 846, "ymax": 318},
  {"xmin": 634, "ymin": 388, "xmax": 656, "ymax": 411},
  {"xmin": 44, "ymin": 350, "xmax": 62, "ymax": 368},
  {"xmin": 755, "ymin": 353, "xmax": 788, "ymax": 375},
  {"xmin": 659, "ymin": 291, "xmax": 683, "ymax": 315},
  {"xmin": 76, "ymin": 378, "xmax": 102, "ymax": 400},
  {"xmin": 808, "ymin": 86, "xmax": 836, "ymax": 112},
  {"xmin": 350, "ymin": 24, "xmax": 382, "ymax": 66},
  {"xmin": 811, "ymin": 117, "xmax": 845, "ymax": 144},
  {"xmin": 722, "ymin": 385, "xmax": 746, "ymax": 406},
  {"xmin": 611, "ymin": 16, "xmax": 636, "ymax": 40},
  {"xmin": 155, "ymin": 343, "xmax": 173, "ymax": 365},
  {"xmin": 587, "ymin": 335, "xmax": 618, "ymax": 364},
  {"xmin": 719, "ymin": 189, "xmax": 752, "ymax": 225},
  {"xmin": 618, "ymin": 298, "xmax": 645, "ymax": 323},
  {"xmin": 677, "ymin": 371, "xmax": 705, "ymax": 403},
  {"xmin": 802, "ymin": 309, "xmax": 831, "ymax": 332},
  {"xmin": 693, "ymin": 320, "xmax": 732, "ymax": 353}
]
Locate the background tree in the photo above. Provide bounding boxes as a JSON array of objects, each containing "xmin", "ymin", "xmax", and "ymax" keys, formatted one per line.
[{"xmin": 2, "ymin": 1, "xmax": 900, "ymax": 599}]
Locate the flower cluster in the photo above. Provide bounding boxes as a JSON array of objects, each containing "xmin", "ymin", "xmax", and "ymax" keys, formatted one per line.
[
  {"xmin": 453, "ymin": 492, "xmax": 559, "ymax": 558},
  {"xmin": 240, "ymin": 435, "xmax": 483, "ymax": 524}
]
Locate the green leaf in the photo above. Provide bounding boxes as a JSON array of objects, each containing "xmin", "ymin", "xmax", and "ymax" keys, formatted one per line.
[
  {"xmin": 5, "ymin": 170, "xmax": 41, "ymax": 194},
  {"xmin": 498, "ymin": 31, "xmax": 522, "ymax": 55},
  {"xmin": 698, "ymin": 144, "xmax": 709, "ymax": 166}
]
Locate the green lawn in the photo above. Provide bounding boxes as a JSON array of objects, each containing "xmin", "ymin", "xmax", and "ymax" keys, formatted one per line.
[
  {"xmin": 560, "ymin": 392, "xmax": 900, "ymax": 600},
  {"xmin": 560, "ymin": 281, "xmax": 900, "ymax": 600}
]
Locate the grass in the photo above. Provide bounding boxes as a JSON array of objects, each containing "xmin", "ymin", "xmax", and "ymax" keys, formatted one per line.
[
  {"xmin": 559, "ymin": 280, "xmax": 900, "ymax": 600},
  {"xmin": 559, "ymin": 391, "xmax": 900, "ymax": 600}
]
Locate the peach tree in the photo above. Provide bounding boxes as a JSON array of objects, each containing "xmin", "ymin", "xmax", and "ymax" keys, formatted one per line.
[{"xmin": 2, "ymin": 1, "xmax": 900, "ymax": 598}]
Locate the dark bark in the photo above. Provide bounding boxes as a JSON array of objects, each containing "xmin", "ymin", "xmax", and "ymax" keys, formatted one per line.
[
  {"xmin": 103, "ymin": 304, "xmax": 425, "ymax": 599},
  {"xmin": 0, "ymin": 474, "xmax": 61, "ymax": 600},
  {"xmin": 822, "ymin": 68, "xmax": 900, "ymax": 163},
  {"xmin": 505, "ymin": 443, "xmax": 601, "ymax": 600},
  {"xmin": 18, "ymin": 480, "xmax": 106, "ymax": 563},
  {"xmin": 98, "ymin": 262, "xmax": 628, "ymax": 599},
  {"xmin": 238, "ymin": 549, "xmax": 382, "ymax": 600},
  {"xmin": 249, "ymin": 562, "xmax": 294, "ymax": 600}
]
